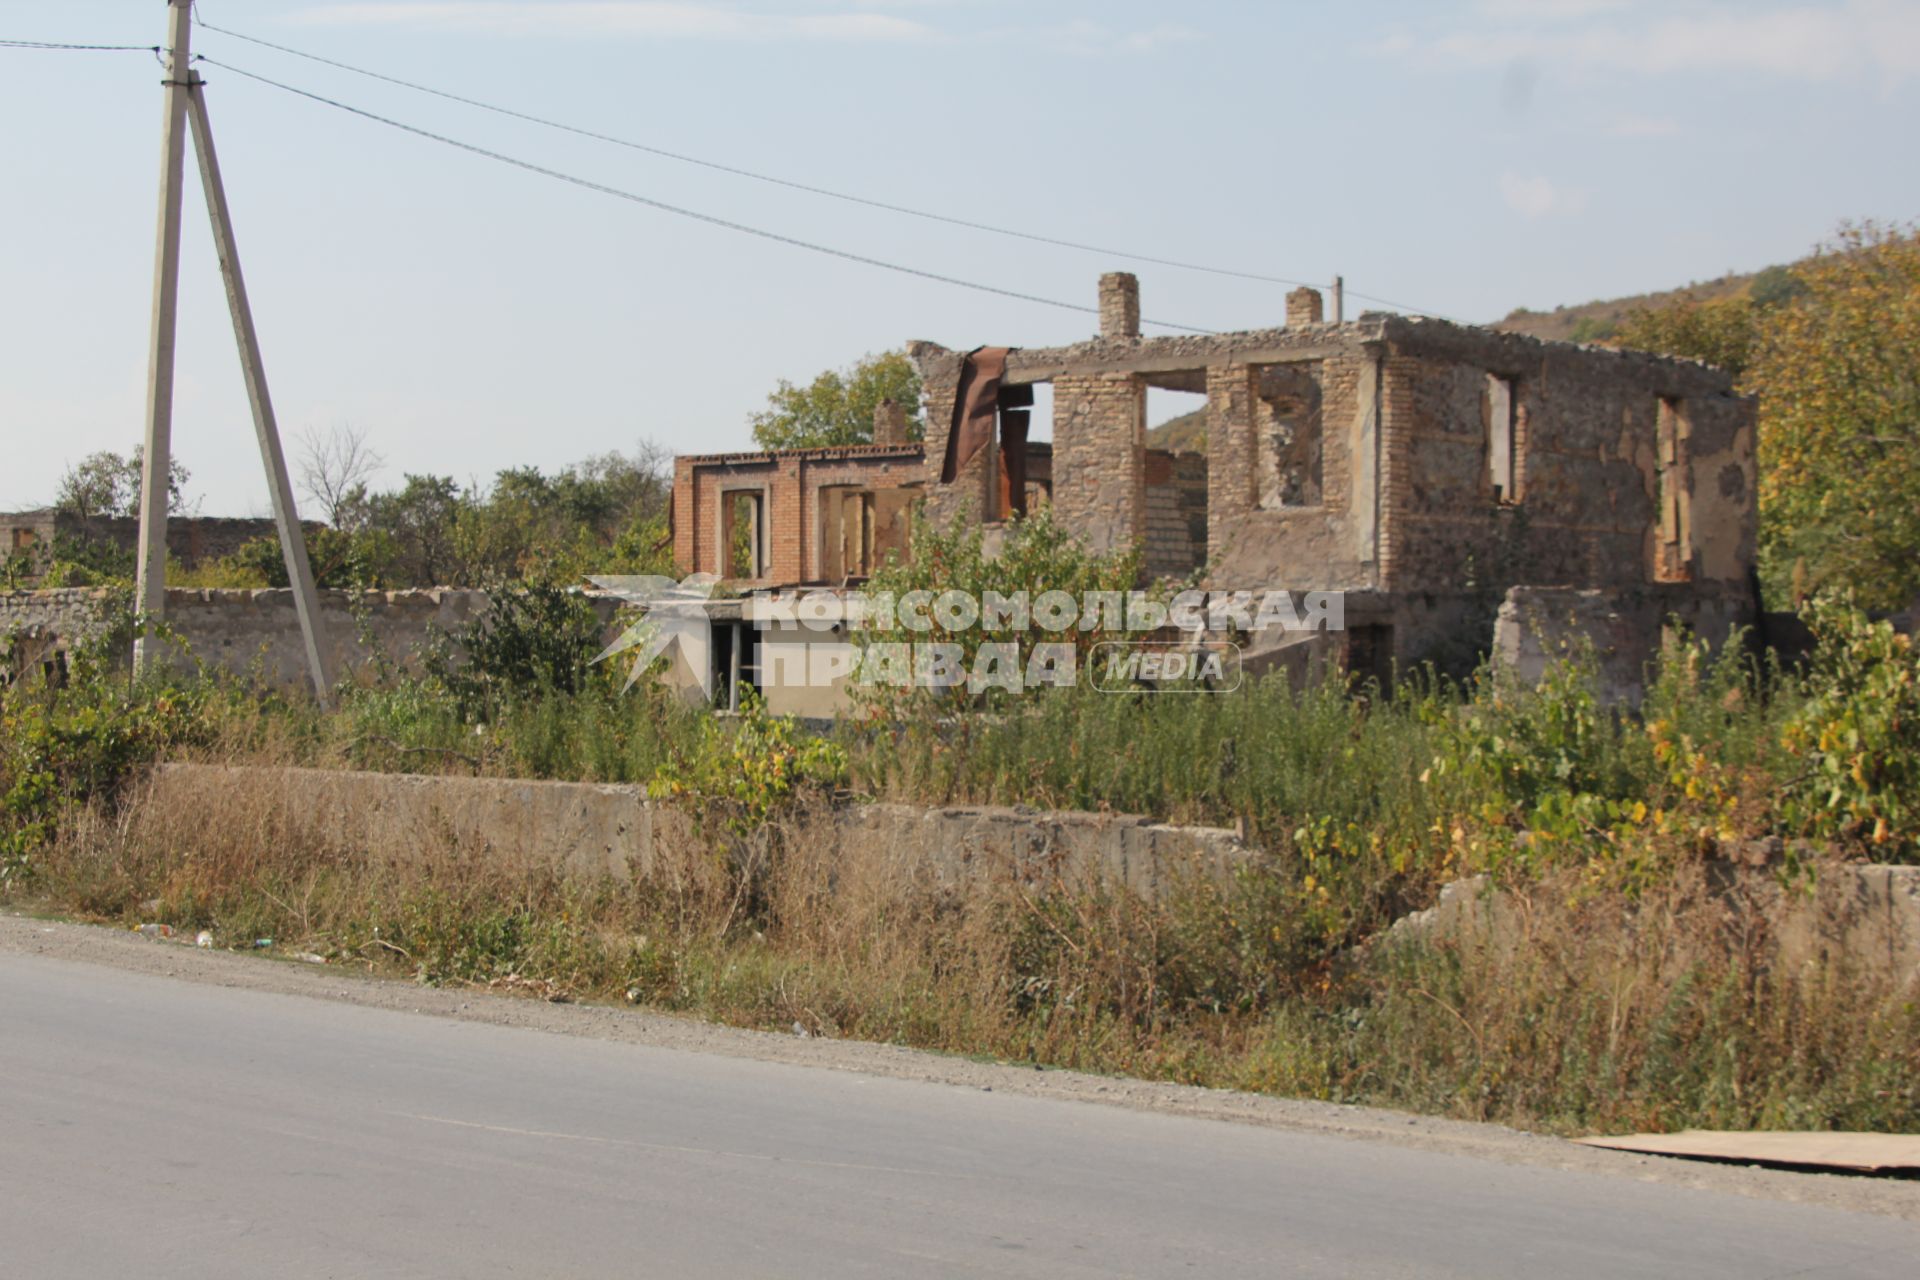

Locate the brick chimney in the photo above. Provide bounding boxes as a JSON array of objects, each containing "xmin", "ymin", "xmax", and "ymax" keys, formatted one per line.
[
  {"xmin": 1099, "ymin": 272, "xmax": 1141, "ymax": 340},
  {"xmin": 1286, "ymin": 286, "xmax": 1325, "ymax": 327},
  {"xmin": 872, "ymin": 396, "xmax": 909, "ymax": 446}
]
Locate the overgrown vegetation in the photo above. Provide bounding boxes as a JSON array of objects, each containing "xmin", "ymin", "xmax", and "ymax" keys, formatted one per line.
[
  {"xmin": 17, "ymin": 440, "xmax": 676, "ymax": 594},
  {"xmin": 3, "ymin": 570, "xmax": 1918, "ymax": 1135},
  {"xmin": 12, "ymin": 217, "xmax": 1918, "ymax": 1136}
]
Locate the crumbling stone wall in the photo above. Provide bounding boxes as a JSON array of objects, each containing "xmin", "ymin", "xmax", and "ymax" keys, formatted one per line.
[
  {"xmin": 0, "ymin": 586, "xmax": 519, "ymax": 688},
  {"xmin": 1204, "ymin": 349, "xmax": 1379, "ymax": 591},
  {"xmin": 1376, "ymin": 322, "xmax": 1755, "ymax": 597},
  {"xmin": 912, "ymin": 346, "xmax": 980, "ymax": 529}
]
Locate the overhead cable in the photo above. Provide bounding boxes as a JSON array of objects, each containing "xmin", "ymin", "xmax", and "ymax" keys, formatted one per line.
[
  {"xmin": 198, "ymin": 57, "xmax": 1218, "ymax": 334},
  {"xmin": 196, "ymin": 18, "xmax": 1448, "ymax": 318},
  {"xmin": 0, "ymin": 38, "xmax": 159, "ymax": 52}
]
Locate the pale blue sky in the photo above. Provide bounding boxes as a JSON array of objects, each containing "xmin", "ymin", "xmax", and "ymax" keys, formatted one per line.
[{"xmin": 4, "ymin": 0, "xmax": 1918, "ymax": 515}]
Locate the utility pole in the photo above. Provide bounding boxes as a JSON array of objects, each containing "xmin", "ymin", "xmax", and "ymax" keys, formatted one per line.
[
  {"xmin": 132, "ymin": 0, "xmax": 335, "ymax": 702},
  {"xmin": 186, "ymin": 80, "xmax": 336, "ymax": 704},
  {"xmin": 133, "ymin": 0, "xmax": 194, "ymax": 672},
  {"xmin": 1331, "ymin": 275, "xmax": 1345, "ymax": 325}
]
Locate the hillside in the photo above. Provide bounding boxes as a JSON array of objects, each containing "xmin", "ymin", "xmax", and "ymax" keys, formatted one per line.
[
  {"xmin": 1492, "ymin": 266, "xmax": 1795, "ymax": 344},
  {"xmin": 1146, "ymin": 408, "xmax": 1208, "ymax": 452},
  {"xmin": 1145, "ymin": 261, "xmax": 1798, "ymax": 449}
]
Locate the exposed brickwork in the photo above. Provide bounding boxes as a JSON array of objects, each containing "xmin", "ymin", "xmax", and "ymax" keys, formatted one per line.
[
  {"xmin": 1099, "ymin": 272, "xmax": 1141, "ymax": 340},
  {"xmin": 1204, "ymin": 363, "xmax": 1256, "ymax": 561},
  {"xmin": 1378, "ymin": 332, "xmax": 1755, "ymax": 597},
  {"xmin": 1051, "ymin": 370, "xmax": 1145, "ymax": 556},
  {"xmin": 1286, "ymin": 286, "xmax": 1325, "ymax": 327},
  {"xmin": 673, "ymin": 444, "xmax": 923, "ymax": 585},
  {"xmin": 1143, "ymin": 450, "xmax": 1207, "ymax": 580},
  {"xmin": 872, "ymin": 397, "xmax": 910, "ymax": 446}
]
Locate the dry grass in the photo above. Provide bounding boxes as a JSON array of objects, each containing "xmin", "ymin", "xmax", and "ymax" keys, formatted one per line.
[{"xmin": 25, "ymin": 774, "xmax": 1920, "ymax": 1135}]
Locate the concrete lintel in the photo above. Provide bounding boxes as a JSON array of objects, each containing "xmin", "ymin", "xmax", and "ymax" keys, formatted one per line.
[{"xmin": 1003, "ymin": 341, "xmax": 1357, "ymax": 385}]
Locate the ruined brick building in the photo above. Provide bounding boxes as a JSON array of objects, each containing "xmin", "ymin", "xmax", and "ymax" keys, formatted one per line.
[{"xmin": 669, "ymin": 272, "xmax": 1758, "ymax": 691}]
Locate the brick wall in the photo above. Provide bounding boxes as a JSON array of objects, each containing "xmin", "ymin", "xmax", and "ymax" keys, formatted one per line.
[
  {"xmin": 672, "ymin": 445, "xmax": 923, "ymax": 585},
  {"xmin": 1143, "ymin": 450, "xmax": 1207, "ymax": 580},
  {"xmin": 1051, "ymin": 371, "xmax": 1145, "ymax": 557},
  {"xmin": 0, "ymin": 511, "xmax": 299, "ymax": 584}
]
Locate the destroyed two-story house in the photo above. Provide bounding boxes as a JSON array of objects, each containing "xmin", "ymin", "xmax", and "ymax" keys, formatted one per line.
[{"xmin": 668, "ymin": 272, "xmax": 1758, "ymax": 710}]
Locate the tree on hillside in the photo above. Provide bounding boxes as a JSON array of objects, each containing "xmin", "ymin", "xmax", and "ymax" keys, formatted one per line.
[
  {"xmin": 1748, "ymin": 222, "xmax": 1920, "ymax": 610},
  {"xmin": 1612, "ymin": 294, "xmax": 1761, "ymax": 378},
  {"xmin": 749, "ymin": 349, "xmax": 922, "ymax": 450}
]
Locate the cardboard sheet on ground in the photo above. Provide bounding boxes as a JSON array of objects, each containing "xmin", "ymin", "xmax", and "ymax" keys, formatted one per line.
[{"xmin": 1575, "ymin": 1130, "xmax": 1920, "ymax": 1172}]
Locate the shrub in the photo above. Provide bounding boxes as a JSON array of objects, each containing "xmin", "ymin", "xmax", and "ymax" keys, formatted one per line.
[
  {"xmin": 1778, "ymin": 599, "xmax": 1920, "ymax": 858},
  {"xmin": 428, "ymin": 579, "xmax": 608, "ymax": 720},
  {"xmin": 651, "ymin": 691, "xmax": 848, "ymax": 835}
]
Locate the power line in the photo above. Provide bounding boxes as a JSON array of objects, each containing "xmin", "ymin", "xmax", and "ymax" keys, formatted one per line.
[
  {"xmin": 0, "ymin": 38, "xmax": 159, "ymax": 52},
  {"xmin": 198, "ymin": 57, "xmax": 1216, "ymax": 334},
  {"xmin": 194, "ymin": 18, "xmax": 1448, "ymax": 318}
]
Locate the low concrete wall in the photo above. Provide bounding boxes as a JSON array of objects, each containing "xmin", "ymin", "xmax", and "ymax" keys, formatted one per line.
[
  {"xmin": 1379, "ymin": 862, "xmax": 1920, "ymax": 985},
  {"xmin": 141, "ymin": 763, "xmax": 1254, "ymax": 897}
]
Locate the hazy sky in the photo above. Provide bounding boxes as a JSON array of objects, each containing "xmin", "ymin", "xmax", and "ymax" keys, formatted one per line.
[{"xmin": 4, "ymin": 0, "xmax": 1918, "ymax": 515}]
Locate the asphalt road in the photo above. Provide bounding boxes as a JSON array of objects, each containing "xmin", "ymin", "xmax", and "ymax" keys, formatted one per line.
[{"xmin": 2, "ymin": 951, "xmax": 1915, "ymax": 1279}]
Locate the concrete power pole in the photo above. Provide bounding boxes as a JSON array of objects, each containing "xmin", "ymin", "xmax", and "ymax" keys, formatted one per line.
[
  {"xmin": 186, "ymin": 81, "xmax": 336, "ymax": 704},
  {"xmin": 133, "ymin": 0, "xmax": 195, "ymax": 672},
  {"xmin": 1331, "ymin": 275, "xmax": 1345, "ymax": 325},
  {"xmin": 133, "ymin": 0, "xmax": 335, "ymax": 703}
]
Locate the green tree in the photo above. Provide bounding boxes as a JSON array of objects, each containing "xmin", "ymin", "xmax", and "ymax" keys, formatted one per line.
[
  {"xmin": 54, "ymin": 448, "xmax": 191, "ymax": 523},
  {"xmin": 1612, "ymin": 295, "xmax": 1760, "ymax": 378},
  {"xmin": 1749, "ymin": 222, "xmax": 1920, "ymax": 609},
  {"xmin": 749, "ymin": 350, "xmax": 922, "ymax": 450},
  {"xmin": 362, "ymin": 474, "xmax": 469, "ymax": 587},
  {"xmin": 1749, "ymin": 263, "xmax": 1809, "ymax": 308}
]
